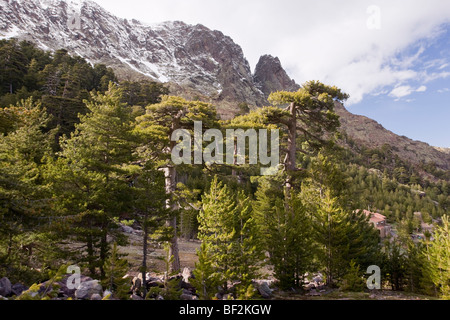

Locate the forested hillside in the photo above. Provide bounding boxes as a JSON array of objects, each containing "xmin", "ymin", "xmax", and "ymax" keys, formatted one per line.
[{"xmin": 0, "ymin": 40, "xmax": 449, "ymax": 300}]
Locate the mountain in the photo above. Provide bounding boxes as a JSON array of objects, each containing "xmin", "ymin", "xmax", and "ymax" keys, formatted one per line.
[
  {"xmin": 335, "ymin": 103, "xmax": 450, "ymax": 171},
  {"xmin": 0, "ymin": 0, "xmax": 267, "ymax": 118},
  {"xmin": 1, "ymin": 0, "xmax": 449, "ymax": 171},
  {"xmin": 253, "ymin": 54, "xmax": 300, "ymax": 100}
]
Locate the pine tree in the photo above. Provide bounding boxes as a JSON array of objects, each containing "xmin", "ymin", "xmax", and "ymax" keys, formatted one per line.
[
  {"xmin": 340, "ymin": 260, "xmax": 365, "ymax": 292},
  {"xmin": 267, "ymin": 81, "xmax": 349, "ymax": 196},
  {"xmin": 301, "ymin": 155, "xmax": 381, "ymax": 286},
  {"xmin": 254, "ymin": 176, "xmax": 315, "ymax": 290},
  {"xmin": 0, "ymin": 98, "xmax": 56, "ymax": 282},
  {"xmin": 191, "ymin": 242, "xmax": 221, "ymax": 300},
  {"xmin": 102, "ymin": 242, "xmax": 130, "ymax": 300},
  {"xmin": 230, "ymin": 191, "xmax": 265, "ymax": 297},
  {"xmin": 136, "ymin": 95, "xmax": 218, "ymax": 273},
  {"xmin": 46, "ymin": 83, "xmax": 137, "ymax": 277},
  {"xmin": 423, "ymin": 215, "xmax": 450, "ymax": 299},
  {"xmin": 381, "ymin": 238, "xmax": 407, "ymax": 291},
  {"xmin": 310, "ymin": 188, "xmax": 351, "ymax": 286},
  {"xmin": 0, "ymin": 39, "xmax": 27, "ymax": 95},
  {"xmin": 198, "ymin": 176, "xmax": 236, "ymax": 289},
  {"xmin": 131, "ymin": 160, "xmax": 169, "ymax": 298}
]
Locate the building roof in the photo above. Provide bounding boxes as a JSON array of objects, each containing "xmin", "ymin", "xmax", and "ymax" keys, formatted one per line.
[{"xmin": 359, "ymin": 210, "xmax": 387, "ymax": 224}]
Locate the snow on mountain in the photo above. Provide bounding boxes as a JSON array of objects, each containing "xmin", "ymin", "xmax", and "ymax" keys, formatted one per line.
[{"xmin": 0, "ymin": 0, "xmax": 267, "ymax": 111}]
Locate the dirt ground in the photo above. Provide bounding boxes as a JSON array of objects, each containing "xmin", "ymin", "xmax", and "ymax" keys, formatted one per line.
[
  {"xmin": 118, "ymin": 232, "xmax": 202, "ymax": 275},
  {"xmin": 117, "ymin": 232, "xmax": 274, "ymax": 278}
]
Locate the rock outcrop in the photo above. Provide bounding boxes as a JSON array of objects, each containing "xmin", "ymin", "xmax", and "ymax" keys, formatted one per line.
[{"xmin": 254, "ymin": 54, "xmax": 300, "ymax": 99}]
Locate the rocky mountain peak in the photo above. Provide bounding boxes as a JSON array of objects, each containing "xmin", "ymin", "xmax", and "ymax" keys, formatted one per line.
[
  {"xmin": 0, "ymin": 0, "xmax": 268, "ymax": 116},
  {"xmin": 253, "ymin": 54, "xmax": 300, "ymax": 99}
]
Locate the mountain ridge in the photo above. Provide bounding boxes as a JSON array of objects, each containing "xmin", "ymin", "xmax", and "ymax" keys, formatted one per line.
[{"xmin": 1, "ymin": 0, "xmax": 449, "ymax": 170}]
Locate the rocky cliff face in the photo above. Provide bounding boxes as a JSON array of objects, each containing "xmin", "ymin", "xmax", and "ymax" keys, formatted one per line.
[{"xmin": 253, "ymin": 54, "xmax": 300, "ymax": 100}]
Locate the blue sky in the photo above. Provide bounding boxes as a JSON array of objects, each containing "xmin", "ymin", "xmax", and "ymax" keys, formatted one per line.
[
  {"xmin": 93, "ymin": 0, "xmax": 450, "ymax": 147},
  {"xmin": 349, "ymin": 25, "xmax": 450, "ymax": 147}
]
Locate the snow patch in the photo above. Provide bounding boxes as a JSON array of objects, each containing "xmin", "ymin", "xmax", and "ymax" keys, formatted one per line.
[
  {"xmin": 0, "ymin": 25, "xmax": 21, "ymax": 39},
  {"xmin": 117, "ymin": 56, "xmax": 159, "ymax": 81}
]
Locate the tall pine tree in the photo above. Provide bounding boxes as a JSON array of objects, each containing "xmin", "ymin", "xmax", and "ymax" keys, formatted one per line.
[{"xmin": 47, "ymin": 83, "xmax": 136, "ymax": 278}]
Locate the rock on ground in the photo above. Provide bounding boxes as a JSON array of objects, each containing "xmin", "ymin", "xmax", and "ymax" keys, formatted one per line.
[
  {"xmin": 254, "ymin": 281, "xmax": 273, "ymax": 299},
  {"xmin": 0, "ymin": 277, "xmax": 12, "ymax": 297},
  {"xmin": 74, "ymin": 280, "xmax": 103, "ymax": 300},
  {"xmin": 11, "ymin": 283, "xmax": 28, "ymax": 296}
]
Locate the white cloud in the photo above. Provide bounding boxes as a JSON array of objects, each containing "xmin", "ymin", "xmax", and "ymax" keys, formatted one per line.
[
  {"xmin": 416, "ymin": 85, "xmax": 427, "ymax": 92},
  {"xmin": 94, "ymin": 0, "xmax": 450, "ymax": 105},
  {"xmin": 389, "ymin": 86, "xmax": 414, "ymax": 98}
]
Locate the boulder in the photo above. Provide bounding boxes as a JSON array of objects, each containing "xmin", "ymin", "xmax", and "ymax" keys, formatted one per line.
[
  {"xmin": 131, "ymin": 294, "xmax": 144, "ymax": 300},
  {"xmin": 90, "ymin": 293, "xmax": 102, "ymax": 300},
  {"xmin": 182, "ymin": 267, "xmax": 193, "ymax": 283},
  {"xmin": 103, "ymin": 290, "xmax": 112, "ymax": 298},
  {"xmin": 180, "ymin": 280, "xmax": 196, "ymax": 293},
  {"xmin": 11, "ymin": 283, "xmax": 28, "ymax": 296},
  {"xmin": 222, "ymin": 294, "xmax": 232, "ymax": 300},
  {"xmin": 74, "ymin": 280, "xmax": 103, "ymax": 300},
  {"xmin": 313, "ymin": 274, "xmax": 323, "ymax": 284},
  {"xmin": 132, "ymin": 277, "xmax": 142, "ymax": 293},
  {"xmin": 0, "ymin": 277, "xmax": 12, "ymax": 297},
  {"xmin": 58, "ymin": 274, "xmax": 93, "ymax": 298},
  {"xmin": 255, "ymin": 281, "xmax": 273, "ymax": 299},
  {"xmin": 180, "ymin": 293, "xmax": 198, "ymax": 300}
]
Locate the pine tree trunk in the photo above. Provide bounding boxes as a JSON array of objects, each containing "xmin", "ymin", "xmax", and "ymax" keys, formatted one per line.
[
  {"xmin": 100, "ymin": 230, "xmax": 108, "ymax": 279},
  {"xmin": 87, "ymin": 236, "xmax": 96, "ymax": 276},
  {"xmin": 285, "ymin": 103, "xmax": 297, "ymax": 199},
  {"xmin": 163, "ymin": 165, "xmax": 181, "ymax": 273},
  {"xmin": 6, "ymin": 232, "xmax": 13, "ymax": 260},
  {"xmin": 142, "ymin": 211, "xmax": 149, "ymax": 297}
]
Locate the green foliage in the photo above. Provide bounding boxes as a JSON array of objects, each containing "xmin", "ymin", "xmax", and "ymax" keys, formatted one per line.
[
  {"xmin": 196, "ymin": 176, "xmax": 264, "ymax": 297},
  {"xmin": 340, "ymin": 260, "xmax": 366, "ymax": 292},
  {"xmin": 381, "ymin": 238, "xmax": 407, "ymax": 291},
  {"xmin": 146, "ymin": 245, "xmax": 182, "ymax": 300},
  {"xmin": 120, "ymin": 80, "xmax": 169, "ymax": 107},
  {"xmin": 0, "ymin": 98, "xmax": 60, "ymax": 283},
  {"xmin": 301, "ymin": 176, "xmax": 380, "ymax": 287},
  {"xmin": 423, "ymin": 216, "xmax": 450, "ymax": 299},
  {"xmin": 254, "ymin": 176, "xmax": 315, "ymax": 290},
  {"xmin": 191, "ymin": 242, "xmax": 221, "ymax": 300},
  {"xmin": 230, "ymin": 191, "xmax": 265, "ymax": 296},
  {"xmin": 45, "ymin": 84, "xmax": 137, "ymax": 277},
  {"xmin": 198, "ymin": 176, "xmax": 237, "ymax": 287},
  {"xmin": 102, "ymin": 243, "xmax": 130, "ymax": 300},
  {"xmin": 268, "ymin": 80, "xmax": 348, "ymax": 152}
]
